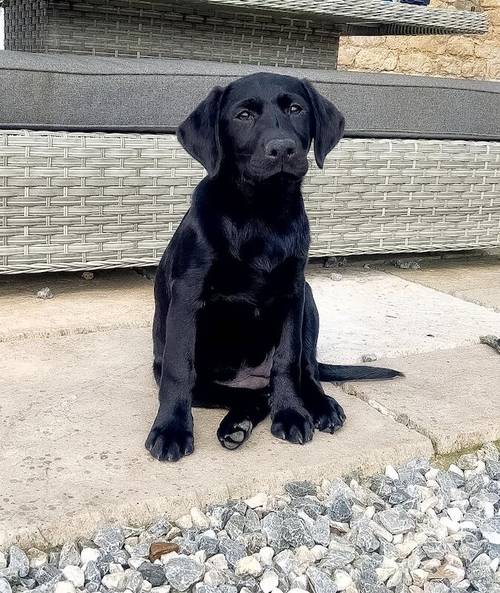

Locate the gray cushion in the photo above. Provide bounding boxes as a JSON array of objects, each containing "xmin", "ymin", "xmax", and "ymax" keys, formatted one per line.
[{"xmin": 1, "ymin": 50, "xmax": 499, "ymax": 141}]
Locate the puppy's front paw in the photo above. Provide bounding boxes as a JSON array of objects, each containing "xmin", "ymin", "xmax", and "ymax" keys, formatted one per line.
[
  {"xmin": 309, "ymin": 395, "xmax": 346, "ymax": 433},
  {"xmin": 271, "ymin": 407, "xmax": 314, "ymax": 444},
  {"xmin": 145, "ymin": 423, "xmax": 194, "ymax": 462}
]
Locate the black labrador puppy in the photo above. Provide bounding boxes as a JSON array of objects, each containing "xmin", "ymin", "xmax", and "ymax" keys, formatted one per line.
[{"xmin": 146, "ymin": 72, "xmax": 400, "ymax": 461}]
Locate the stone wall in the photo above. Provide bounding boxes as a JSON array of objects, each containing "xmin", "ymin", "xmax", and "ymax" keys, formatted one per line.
[{"xmin": 338, "ymin": 0, "xmax": 499, "ymax": 80}]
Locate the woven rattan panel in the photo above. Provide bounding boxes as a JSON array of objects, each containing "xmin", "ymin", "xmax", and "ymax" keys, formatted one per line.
[
  {"xmin": 4, "ymin": 0, "xmax": 49, "ymax": 52},
  {"xmin": 1, "ymin": 130, "xmax": 499, "ymax": 274},
  {"xmin": 41, "ymin": 0, "xmax": 339, "ymax": 68}
]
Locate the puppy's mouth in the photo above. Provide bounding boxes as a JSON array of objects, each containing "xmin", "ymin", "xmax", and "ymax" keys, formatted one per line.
[{"xmin": 245, "ymin": 159, "xmax": 309, "ymax": 183}]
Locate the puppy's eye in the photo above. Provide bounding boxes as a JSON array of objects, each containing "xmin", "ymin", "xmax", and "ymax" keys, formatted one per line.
[
  {"xmin": 288, "ymin": 104, "xmax": 303, "ymax": 114},
  {"xmin": 236, "ymin": 110, "xmax": 253, "ymax": 121}
]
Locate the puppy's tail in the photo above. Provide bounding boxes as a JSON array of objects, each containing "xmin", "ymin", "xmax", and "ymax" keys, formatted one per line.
[{"xmin": 318, "ymin": 362, "xmax": 403, "ymax": 383}]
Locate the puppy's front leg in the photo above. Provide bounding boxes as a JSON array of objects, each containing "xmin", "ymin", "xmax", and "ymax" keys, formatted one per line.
[
  {"xmin": 146, "ymin": 277, "xmax": 202, "ymax": 462},
  {"xmin": 270, "ymin": 279, "xmax": 314, "ymax": 445}
]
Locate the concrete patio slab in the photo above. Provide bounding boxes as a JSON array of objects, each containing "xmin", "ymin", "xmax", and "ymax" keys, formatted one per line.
[
  {"xmin": 388, "ymin": 259, "xmax": 500, "ymax": 313},
  {"xmin": 2, "ymin": 266, "xmax": 500, "ymax": 363},
  {"xmin": 0, "ymin": 270, "xmax": 153, "ymax": 342},
  {"xmin": 0, "ymin": 327, "xmax": 432, "ymax": 549},
  {"xmin": 311, "ymin": 267, "xmax": 500, "ymax": 363},
  {"xmin": 344, "ymin": 344, "xmax": 500, "ymax": 455}
]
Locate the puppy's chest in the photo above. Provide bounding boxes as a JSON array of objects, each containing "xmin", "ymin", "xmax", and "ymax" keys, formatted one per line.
[
  {"xmin": 237, "ymin": 236, "xmax": 285, "ymax": 272},
  {"xmin": 225, "ymin": 218, "xmax": 306, "ymax": 271},
  {"xmin": 206, "ymin": 246, "xmax": 297, "ymax": 304}
]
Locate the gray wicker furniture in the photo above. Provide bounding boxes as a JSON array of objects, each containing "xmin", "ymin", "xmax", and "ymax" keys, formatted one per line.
[
  {"xmin": 1, "ymin": 53, "xmax": 499, "ymax": 274},
  {"xmin": 2, "ymin": 0, "xmax": 488, "ymax": 71}
]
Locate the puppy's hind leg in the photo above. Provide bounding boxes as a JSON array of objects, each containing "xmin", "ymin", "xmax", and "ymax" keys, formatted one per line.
[{"xmin": 209, "ymin": 386, "xmax": 270, "ymax": 450}]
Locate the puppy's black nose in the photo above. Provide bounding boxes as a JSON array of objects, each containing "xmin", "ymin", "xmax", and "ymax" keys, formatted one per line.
[{"xmin": 264, "ymin": 138, "xmax": 297, "ymax": 161}]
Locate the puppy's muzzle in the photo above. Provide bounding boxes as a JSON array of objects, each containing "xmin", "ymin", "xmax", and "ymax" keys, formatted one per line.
[{"xmin": 264, "ymin": 138, "xmax": 297, "ymax": 162}]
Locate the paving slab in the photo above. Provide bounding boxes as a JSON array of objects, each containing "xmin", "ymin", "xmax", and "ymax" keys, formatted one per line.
[
  {"xmin": 388, "ymin": 259, "xmax": 500, "ymax": 312},
  {"xmin": 344, "ymin": 344, "xmax": 500, "ymax": 455},
  {"xmin": 311, "ymin": 267, "xmax": 500, "ymax": 363},
  {"xmin": 0, "ymin": 327, "xmax": 432, "ymax": 549},
  {"xmin": 0, "ymin": 270, "xmax": 154, "ymax": 342},
  {"xmin": 2, "ymin": 266, "xmax": 500, "ymax": 363}
]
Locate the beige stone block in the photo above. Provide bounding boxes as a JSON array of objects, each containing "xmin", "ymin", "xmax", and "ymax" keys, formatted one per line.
[
  {"xmin": 486, "ymin": 60, "xmax": 500, "ymax": 79},
  {"xmin": 461, "ymin": 59, "xmax": 488, "ymax": 78},
  {"xmin": 474, "ymin": 41, "xmax": 500, "ymax": 59},
  {"xmin": 397, "ymin": 52, "xmax": 435, "ymax": 75},
  {"xmin": 435, "ymin": 57, "xmax": 464, "ymax": 77},
  {"xmin": 337, "ymin": 45, "xmax": 359, "ymax": 68},
  {"xmin": 445, "ymin": 37, "xmax": 476, "ymax": 57},
  {"xmin": 353, "ymin": 48, "xmax": 398, "ymax": 72}
]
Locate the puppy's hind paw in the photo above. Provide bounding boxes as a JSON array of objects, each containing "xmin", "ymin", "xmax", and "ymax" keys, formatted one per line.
[
  {"xmin": 310, "ymin": 395, "xmax": 346, "ymax": 433},
  {"xmin": 217, "ymin": 417, "xmax": 253, "ymax": 450},
  {"xmin": 145, "ymin": 424, "xmax": 194, "ymax": 462}
]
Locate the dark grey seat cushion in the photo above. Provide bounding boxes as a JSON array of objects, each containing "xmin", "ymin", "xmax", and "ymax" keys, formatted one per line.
[{"xmin": 1, "ymin": 50, "xmax": 499, "ymax": 141}]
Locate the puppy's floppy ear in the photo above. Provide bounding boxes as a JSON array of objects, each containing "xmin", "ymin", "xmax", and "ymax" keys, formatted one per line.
[
  {"xmin": 302, "ymin": 79, "xmax": 345, "ymax": 169},
  {"xmin": 176, "ymin": 86, "xmax": 225, "ymax": 177}
]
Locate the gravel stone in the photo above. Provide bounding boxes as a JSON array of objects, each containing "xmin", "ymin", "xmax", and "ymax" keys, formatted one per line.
[
  {"xmin": 225, "ymin": 513, "xmax": 246, "ymax": 539},
  {"xmin": 191, "ymin": 508, "xmax": 210, "ymax": 530},
  {"xmin": 260, "ymin": 569, "xmax": 279, "ymax": 593},
  {"xmin": 244, "ymin": 493, "xmax": 267, "ymax": 509},
  {"xmin": 327, "ymin": 496, "xmax": 353, "ymax": 523},
  {"xmin": 58, "ymin": 544, "xmax": 80, "ymax": 569},
  {"xmin": 33, "ymin": 564, "xmax": 61, "ymax": 585},
  {"xmin": 0, "ymin": 579, "xmax": 12, "ymax": 593},
  {"xmin": 137, "ymin": 562, "xmax": 166, "ymax": 587},
  {"xmin": 218, "ymin": 539, "xmax": 246, "ymax": 569},
  {"xmin": 36, "ymin": 287, "xmax": 53, "ymax": 299},
  {"xmin": 466, "ymin": 553, "xmax": 495, "ymax": 592},
  {"xmin": 240, "ymin": 532, "xmax": 267, "ymax": 554},
  {"xmin": 285, "ymin": 481, "xmax": 317, "ymax": 497},
  {"xmin": 350, "ymin": 520, "xmax": 380, "ymax": 553},
  {"xmin": 102, "ymin": 572, "xmax": 128, "ymax": 591},
  {"xmin": 196, "ymin": 534, "xmax": 219, "ymax": 557},
  {"xmin": 481, "ymin": 517, "xmax": 500, "ymax": 544},
  {"xmin": 306, "ymin": 566, "xmax": 338, "ymax": 593},
  {"xmin": 94, "ymin": 527, "xmax": 125, "ymax": 553},
  {"xmin": 83, "ymin": 560, "xmax": 101, "ymax": 592},
  {"xmin": 61, "ymin": 566, "xmax": 84, "ymax": 588},
  {"xmin": 281, "ymin": 515, "xmax": 314, "ymax": 550},
  {"xmin": 163, "ymin": 556, "xmax": 204, "ymax": 591},
  {"xmin": 307, "ymin": 515, "xmax": 330, "ymax": 546},
  {"xmin": 27, "ymin": 549, "xmax": 49, "ymax": 570},
  {"xmin": 53, "ymin": 582, "xmax": 75, "ymax": 593},
  {"xmin": 377, "ymin": 509, "xmax": 415, "ymax": 535},
  {"xmin": 8, "ymin": 546, "xmax": 29, "ymax": 578},
  {"xmin": 234, "ymin": 556, "xmax": 262, "ymax": 577}
]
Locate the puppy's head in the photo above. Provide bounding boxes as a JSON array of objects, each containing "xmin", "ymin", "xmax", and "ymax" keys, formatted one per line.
[{"xmin": 177, "ymin": 72, "xmax": 345, "ymax": 183}]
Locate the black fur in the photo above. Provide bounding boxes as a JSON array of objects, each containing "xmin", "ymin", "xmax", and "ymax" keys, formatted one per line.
[{"xmin": 146, "ymin": 72, "xmax": 401, "ymax": 461}]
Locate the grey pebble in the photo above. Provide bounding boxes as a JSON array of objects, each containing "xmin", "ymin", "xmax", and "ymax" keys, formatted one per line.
[
  {"xmin": 306, "ymin": 566, "xmax": 337, "ymax": 593},
  {"xmin": 94, "ymin": 527, "xmax": 125, "ymax": 553},
  {"xmin": 137, "ymin": 562, "xmax": 166, "ymax": 587},
  {"xmin": 164, "ymin": 556, "xmax": 204, "ymax": 591},
  {"xmin": 8, "ymin": 547, "xmax": 29, "ymax": 578},
  {"xmin": 285, "ymin": 481, "xmax": 317, "ymax": 497},
  {"xmin": 58, "ymin": 543, "xmax": 80, "ymax": 569}
]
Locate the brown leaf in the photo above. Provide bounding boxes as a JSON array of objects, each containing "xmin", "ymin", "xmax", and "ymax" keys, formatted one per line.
[{"xmin": 149, "ymin": 542, "xmax": 179, "ymax": 562}]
